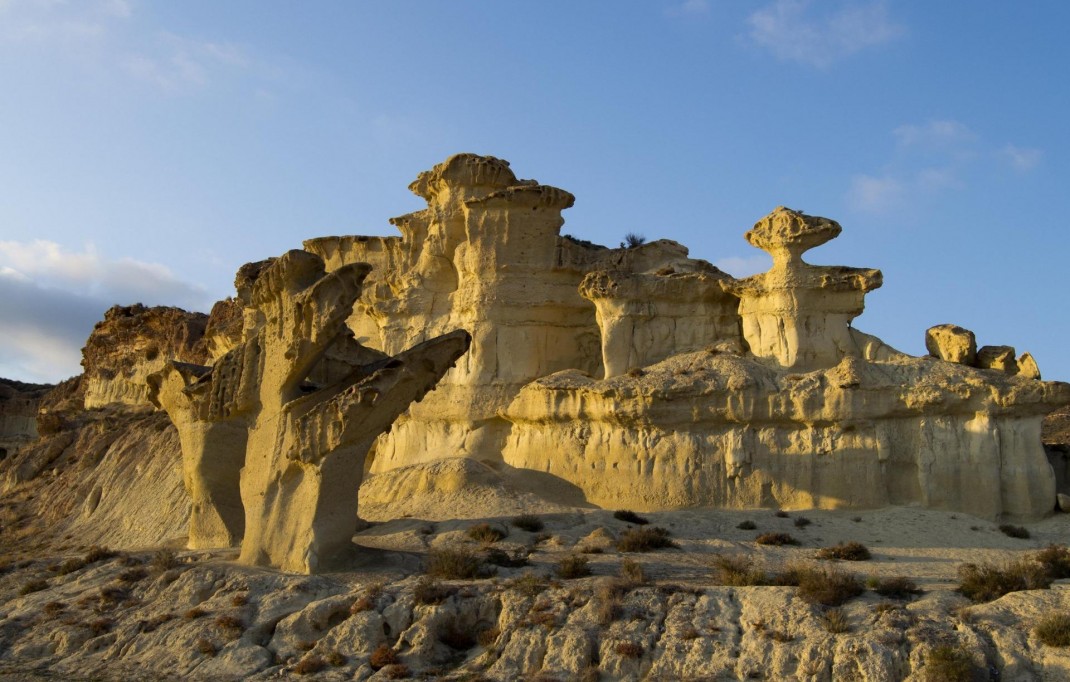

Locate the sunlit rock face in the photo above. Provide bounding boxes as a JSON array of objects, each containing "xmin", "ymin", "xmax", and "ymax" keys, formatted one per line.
[{"xmin": 306, "ymin": 161, "xmax": 1067, "ymax": 520}]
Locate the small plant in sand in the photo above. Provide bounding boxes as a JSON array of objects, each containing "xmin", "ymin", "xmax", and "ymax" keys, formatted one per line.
[
  {"xmin": 511, "ymin": 514, "xmax": 545, "ymax": 532},
  {"xmin": 294, "ymin": 654, "xmax": 325, "ymax": 675},
  {"xmin": 1034, "ymin": 613, "xmax": 1070, "ymax": 647},
  {"xmin": 815, "ymin": 542, "xmax": 871, "ymax": 561},
  {"xmin": 613, "ymin": 510, "xmax": 649, "ymax": 525},
  {"xmin": 18, "ymin": 578, "xmax": 48, "ymax": 595},
  {"xmin": 710, "ymin": 554, "xmax": 774, "ymax": 587},
  {"xmin": 957, "ymin": 559, "xmax": 1051, "ymax": 602},
  {"xmin": 556, "ymin": 554, "xmax": 592, "ymax": 579},
  {"xmin": 755, "ymin": 532, "xmax": 799, "ymax": 547},
  {"xmin": 737, "ymin": 520, "xmax": 757, "ymax": 530},
  {"xmin": 369, "ymin": 643, "xmax": 399, "ymax": 670},
  {"xmin": 467, "ymin": 523, "xmax": 506, "ymax": 544},
  {"xmin": 616, "ymin": 526, "xmax": 675, "ymax": 552},
  {"xmin": 821, "ymin": 607, "xmax": 850, "ymax": 634},
  {"xmin": 413, "ymin": 576, "xmax": 455, "ymax": 605},
  {"xmin": 151, "ymin": 549, "xmax": 179, "ymax": 573},
  {"xmin": 922, "ymin": 645, "xmax": 976, "ymax": 682},
  {"xmin": 425, "ymin": 546, "xmax": 484, "ymax": 579},
  {"xmin": 793, "ymin": 565, "xmax": 864, "ymax": 607},
  {"xmin": 998, "ymin": 524, "xmax": 1030, "ymax": 539},
  {"xmin": 1035, "ymin": 544, "xmax": 1070, "ymax": 579},
  {"xmin": 867, "ymin": 576, "xmax": 923, "ymax": 600}
]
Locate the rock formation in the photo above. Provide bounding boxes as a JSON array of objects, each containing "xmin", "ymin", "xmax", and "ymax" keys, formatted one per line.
[{"xmin": 150, "ymin": 249, "xmax": 471, "ymax": 572}]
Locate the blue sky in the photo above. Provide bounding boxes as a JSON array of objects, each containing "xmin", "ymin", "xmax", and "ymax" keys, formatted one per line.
[{"xmin": 1, "ymin": 0, "xmax": 1067, "ymax": 383}]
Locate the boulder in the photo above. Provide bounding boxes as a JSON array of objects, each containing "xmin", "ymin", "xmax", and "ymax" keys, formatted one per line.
[
  {"xmin": 977, "ymin": 345, "xmax": 1019, "ymax": 374},
  {"xmin": 925, "ymin": 324, "xmax": 977, "ymax": 365}
]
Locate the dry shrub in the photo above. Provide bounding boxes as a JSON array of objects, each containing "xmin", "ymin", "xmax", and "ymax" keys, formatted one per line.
[
  {"xmin": 118, "ymin": 567, "xmax": 148, "ymax": 583},
  {"xmin": 711, "ymin": 554, "xmax": 773, "ymax": 586},
  {"xmin": 616, "ymin": 527, "xmax": 675, "ymax": 552},
  {"xmin": 619, "ymin": 558, "xmax": 646, "ymax": 584},
  {"xmin": 88, "ymin": 617, "xmax": 114, "ymax": 636},
  {"xmin": 922, "ymin": 645, "xmax": 976, "ymax": 682},
  {"xmin": 755, "ymin": 532, "xmax": 799, "ymax": 547},
  {"xmin": 821, "ymin": 607, "xmax": 850, "ymax": 634},
  {"xmin": 425, "ymin": 546, "xmax": 483, "ymax": 579},
  {"xmin": 195, "ymin": 637, "xmax": 216, "ymax": 656},
  {"xmin": 413, "ymin": 576, "xmax": 454, "ymax": 605},
  {"xmin": 43, "ymin": 601, "xmax": 66, "ymax": 617},
  {"xmin": 508, "ymin": 573, "xmax": 550, "ymax": 599},
  {"xmin": 484, "ymin": 547, "xmax": 530, "ymax": 568},
  {"xmin": 184, "ymin": 607, "xmax": 208, "ymax": 620},
  {"xmin": 795, "ymin": 566, "xmax": 864, "ymax": 607},
  {"xmin": 467, "ymin": 523, "xmax": 506, "ymax": 544},
  {"xmin": 737, "ymin": 520, "xmax": 757, "ymax": 530},
  {"xmin": 151, "ymin": 549, "xmax": 179, "ymax": 573},
  {"xmin": 1034, "ymin": 613, "xmax": 1070, "ymax": 647},
  {"xmin": 1035, "ymin": 544, "xmax": 1070, "ymax": 579},
  {"xmin": 774, "ymin": 510, "xmax": 790, "ymax": 518},
  {"xmin": 868, "ymin": 576, "xmax": 923, "ymax": 600},
  {"xmin": 957, "ymin": 560, "xmax": 1051, "ymax": 602},
  {"xmin": 594, "ymin": 582, "xmax": 625, "ymax": 625},
  {"xmin": 815, "ymin": 542, "xmax": 871, "ymax": 561},
  {"xmin": 84, "ymin": 546, "xmax": 117, "ymax": 563},
  {"xmin": 230, "ymin": 593, "xmax": 249, "ymax": 607},
  {"xmin": 613, "ymin": 510, "xmax": 649, "ymax": 525},
  {"xmin": 215, "ymin": 614, "xmax": 244, "ymax": 639},
  {"xmin": 56, "ymin": 558, "xmax": 87, "ymax": 575},
  {"xmin": 794, "ymin": 517, "xmax": 812, "ymax": 528},
  {"xmin": 350, "ymin": 595, "xmax": 375, "ymax": 614},
  {"xmin": 615, "ymin": 641, "xmax": 643, "ymax": 658},
  {"xmin": 325, "ymin": 649, "xmax": 346, "ymax": 666},
  {"xmin": 999, "ymin": 524, "xmax": 1030, "ymax": 539},
  {"xmin": 556, "ymin": 554, "xmax": 592, "ymax": 579},
  {"xmin": 512, "ymin": 514, "xmax": 545, "ymax": 532},
  {"xmin": 137, "ymin": 613, "xmax": 174, "ymax": 633},
  {"xmin": 19, "ymin": 578, "xmax": 48, "ymax": 595},
  {"xmin": 369, "ymin": 643, "xmax": 399, "ymax": 670},
  {"xmin": 294, "ymin": 654, "xmax": 325, "ymax": 675}
]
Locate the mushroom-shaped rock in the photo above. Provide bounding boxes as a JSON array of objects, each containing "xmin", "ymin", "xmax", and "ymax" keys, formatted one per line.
[
  {"xmin": 925, "ymin": 324, "xmax": 977, "ymax": 365},
  {"xmin": 977, "ymin": 345, "xmax": 1019, "ymax": 375},
  {"xmin": 726, "ymin": 207, "xmax": 882, "ymax": 371}
]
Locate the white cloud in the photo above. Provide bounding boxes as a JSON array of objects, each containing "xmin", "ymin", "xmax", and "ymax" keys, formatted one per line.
[
  {"xmin": 0, "ymin": 240, "xmax": 214, "ymax": 383},
  {"xmin": 714, "ymin": 254, "xmax": 771, "ymax": 278},
  {"xmin": 893, "ymin": 120, "xmax": 975, "ymax": 148},
  {"xmin": 1000, "ymin": 144, "xmax": 1042, "ymax": 172},
  {"xmin": 848, "ymin": 174, "xmax": 903, "ymax": 212},
  {"xmin": 747, "ymin": 0, "xmax": 904, "ymax": 68}
]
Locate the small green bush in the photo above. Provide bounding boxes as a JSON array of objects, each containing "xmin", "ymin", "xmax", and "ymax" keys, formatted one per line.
[
  {"xmin": 613, "ymin": 510, "xmax": 649, "ymax": 525},
  {"xmin": 755, "ymin": 532, "xmax": 799, "ymax": 546},
  {"xmin": 511, "ymin": 514, "xmax": 545, "ymax": 532},
  {"xmin": 616, "ymin": 526, "xmax": 675, "ymax": 552},
  {"xmin": 957, "ymin": 560, "xmax": 1051, "ymax": 602},
  {"xmin": 556, "ymin": 554, "xmax": 592, "ymax": 579},
  {"xmin": 815, "ymin": 542, "xmax": 871, "ymax": 561},
  {"xmin": 1035, "ymin": 613, "xmax": 1070, "ymax": 647}
]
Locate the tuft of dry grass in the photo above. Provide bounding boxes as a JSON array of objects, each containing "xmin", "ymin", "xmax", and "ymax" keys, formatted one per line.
[
  {"xmin": 151, "ymin": 549, "xmax": 179, "ymax": 573},
  {"xmin": 118, "ymin": 567, "xmax": 148, "ymax": 583},
  {"xmin": 294, "ymin": 654, "xmax": 325, "ymax": 675},
  {"xmin": 794, "ymin": 566, "xmax": 864, "ymax": 607},
  {"xmin": 215, "ymin": 614, "xmax": 244, "ymax": 640},
  {"xmin": 619, "ymin": 558, "xmax": 646, "ymax": 584},
  {"xmin": 821, "ymin": 607, "xmax": 850, "ymax": 634},
  {"xmin": 369, "ymin": 643, "xmax": 399, "ymax": 670},
  {"xmin": 957, "ymin": 560, "xmax": 1051, "ymax": 602},
  {"xmin": 325, "ymin": 650, "xmax": 346, "ymax": 666},
  {"xmin": 737, "ymin": 520, "xmax": 757, "ymax": 530},
  {"xmin": 556, "ymin": 554, "xmax": 592, "ymax": 579},
  {"xmin": 19, "ymin": 578, "xmax": 48, "ymax": 595},
  {"xmin": 1035, "ymin": 613, "xmax": 1070, "ymax": 646},
  {"xmin": 815, "ymin": 542, "xmax": 871, "ymax": 561},
  {"xmin": 868, "ymin": 576, "xmax": 923, "ymax": 600},
  {"xmin": 467, "ymin": 523, "xmax": 506, "ymax": 544},
  {"xmin": 84, "ymin": 546, "xmax": 117, "ymax": 564},
  {"xmin": 195, "ymin": 638, "xmax": 216, "ymax": 656},
  {"xmin": 508, "ymin": 573, "xmax": 550, "ymax": 599},
  {"xmin": 413, "ymin": 576, "xmax": 455, "ymax": 605},
  {"xmin": 230, "ymin": 593, "xmax": 249, "ymax": 607},
  {"xmin": 484, "ymin": 547, "xmax": 530, "ymax": 568},
  {"xmin": 710, "ymin": 554, "xmax": 774, "ymax": 586},
  {"xmin": 616, "ymin": 526, "xmax": 675, "ymax": 552},
  {"xmin": 1035, "ymin": 544, "xmax": 1070, "ymax": 579},
  {"xmin": 425, "ymin": 546, "xmax": 484, "ymax": 579},
  {"xmin": 922, "ymin": 645, "xmax": 975, "ymax": 682},
  {"xmin": 755, "ymin": 532, "xmax": 799, "ymax": 547},
  {"xmin": 615, "ymin": 641, "xmax": 643, "ymax": 658},
  {"xmin": 184, "ymin": 607, "xmax": 208, "ymax": 620},
  {"xmin": 350, "ymin": 595, "xmax": 375, "ymax": 614}
]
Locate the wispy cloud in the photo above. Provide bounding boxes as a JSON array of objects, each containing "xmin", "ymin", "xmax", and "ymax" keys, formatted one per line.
[
  {"xmin": 1000, "ymin": 144, "xmax": 1042, "ymax": 172},
  {"xmin": 0, "ymin": 239, "xmax": 214, "ymax": 382},
  {"xmin": 121, "ymin": 32, "xmax": 251, "ymax": 93},
  {"xmin": 747, "ymin": 0, "xmax": 904, "ymax": 68},
  {"xmin": 893, "ymin": 120, "xmax": 975, "ymax": 149},
  {"xmin": 666, "ymin": 0, "xmax": 710, "ymax": 18}
]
